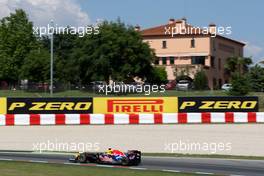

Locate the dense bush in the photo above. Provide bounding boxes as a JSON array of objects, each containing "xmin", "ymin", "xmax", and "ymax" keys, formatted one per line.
[
  {"xmin": 193, "ymin": 70, "xmax": 208, "ymax": 90},
  {"xmin": 228, "ymin": 72, "xmax": 251, "ymax": 96}
]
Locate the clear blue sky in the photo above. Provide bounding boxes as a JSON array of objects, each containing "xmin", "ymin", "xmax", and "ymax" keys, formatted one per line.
[{"xmin": 78, "ymin": 0, "xmax": 264, "ymax": 63}]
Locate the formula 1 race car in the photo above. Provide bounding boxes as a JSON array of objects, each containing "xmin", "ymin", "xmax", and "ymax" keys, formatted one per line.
[{"xmin": 69, "ymin": 150, "xmax": 141, "ymax": 166}]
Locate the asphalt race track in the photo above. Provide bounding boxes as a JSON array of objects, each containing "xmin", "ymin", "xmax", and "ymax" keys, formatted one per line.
[{"xmin": 0, "ymin": 152, "xmax": 264, "ymax": 176}]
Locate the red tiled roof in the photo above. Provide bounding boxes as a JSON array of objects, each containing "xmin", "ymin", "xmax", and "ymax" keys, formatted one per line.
[
  {"xmin": 140, "ymin": 19, "xmax": 245, "ymax": 46},
  {"xmin": 141, "ymin": 20, "xmax": 202, "ymax": 36}
]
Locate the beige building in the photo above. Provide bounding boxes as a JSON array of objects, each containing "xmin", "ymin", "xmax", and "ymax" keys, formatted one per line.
[{"xmin": 140, "ymin": 18, "xmax": 245, "ymax": 89}]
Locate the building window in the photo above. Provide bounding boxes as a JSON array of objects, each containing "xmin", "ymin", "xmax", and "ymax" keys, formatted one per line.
[
  {"xmin": 191, "ymin": 56, "xmax": 205, "ymax": 65},
  {"xmin": 191, "ymin": 38, "xmax": 195, "ymax": 48},
  {"xmin": 170, "ymin": 57, "xmax": 174, "ymax": 65},
  {"xmin": 213, "ymin": 40, "xmax": 216, "ymax": 51},
  {"xmin": 162, "ymin": 40, "xmax": 167, "ymax": 48},
  {"xmin": 218, "ymin": 58, "xmax": 221, "ymax": 70},
  {"xmin": 162, "ymin": 57, "xmax": 167, "ymax": 65},
  {"xmin": 154, "ymin": 57, "xmax": 159, "ymax": 65},
  {"xmin": 211, "ymin": 56, "xmax": 215, "ymax": 68},
  {"xmin": 239, "ymin": 48, "xmax": 242, "ymax": 56}
]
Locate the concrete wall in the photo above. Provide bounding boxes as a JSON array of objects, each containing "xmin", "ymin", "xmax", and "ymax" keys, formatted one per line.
[{"xmin": 0, "ymin": 124, "xmax": 263, "ymax": 156}]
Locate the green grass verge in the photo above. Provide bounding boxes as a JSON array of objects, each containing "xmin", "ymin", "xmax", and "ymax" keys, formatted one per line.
[
  {"xmin": 0, "ymin": 90, "xmax": 263, "ymax": 111},
  {"xmin": 143, "ymin": 153, "xmax": 264, "ymax": 160},
  {"xmin": 0, "ymin": 161, "xmax": 195, "ymax": 176}
]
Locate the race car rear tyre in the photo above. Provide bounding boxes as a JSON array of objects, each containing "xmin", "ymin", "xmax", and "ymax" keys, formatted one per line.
[
  {"xmin": 134, "ymin": 160, "xmax": 141, "ymax": 166},
  {"xmin": 121, "ymin": 158, "xmax": 129, "ymax": 166},
  {"xmin": 79, "ymin": 153, "xmax": 87, "ymax": 163}
]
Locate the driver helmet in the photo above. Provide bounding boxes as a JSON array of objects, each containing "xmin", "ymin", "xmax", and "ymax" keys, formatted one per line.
[{"xmin": 107, "ymin": 148, "xmax": 113, "ymax": 154}]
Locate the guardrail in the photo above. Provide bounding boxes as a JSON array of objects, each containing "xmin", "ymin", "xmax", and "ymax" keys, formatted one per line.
[{"xmin": 0, "ymin": 112, "xmax": 264, "ymax": 126}]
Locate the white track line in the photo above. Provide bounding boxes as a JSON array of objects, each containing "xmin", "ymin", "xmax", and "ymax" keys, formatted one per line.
[
  {"xmin": 195, "ymin": 171, "xmax": 214, "ymax": 175},
  {"xmin": 129, "ymin": 167, "xmax": 147, "ymax": 170},
  {"xmin": 63, "ymin": 162, "xmax": 80, "ymax": 165},
  {"xmin": 162, "ymin": 169, "xmax": 181, "ymax": 173},
  {"xmin": 0, "ymin": 158, "xmax": 13, "ymax": 161},
  {"xmin": 96, "ymin": 164, "xmax": 114, "ymax": 168},
  {"xmin": 29, "ymin": 160, "xmax": 48, "ymax": 163}
]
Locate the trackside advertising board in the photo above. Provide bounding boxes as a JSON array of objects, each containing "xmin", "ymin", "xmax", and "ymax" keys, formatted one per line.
[
  {"xmin": 0, "ymin": 97, "xmax": 93, "ymax": 114},
  {"xmin": 0, "ymin": 96, "xmax": 259, "ymax": 114},
  {"xmin": 178, "ymin": 96, "xmax": 258, "ymax": 112},
  {"xmin": 93, "ymin": 97, "xmax": 178, "ymax": 114},
  {"xmin": 93, "ymin": 96, "xmax": 258, "ymax": 113}
]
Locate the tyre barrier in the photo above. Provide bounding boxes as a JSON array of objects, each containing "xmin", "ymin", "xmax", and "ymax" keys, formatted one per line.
[{"xmin": 0, "ymin": 112, "xmax": 264, "ymax": 126}]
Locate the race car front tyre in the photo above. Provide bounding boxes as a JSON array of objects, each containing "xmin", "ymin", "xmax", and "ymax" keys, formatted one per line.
[
  {"xmin": 79, "ymin": 153, "xmax": 87, "ymax": 163},
  {"xmin": 121, "ymin": 158, "xmax": 129, "ymax": 166}
]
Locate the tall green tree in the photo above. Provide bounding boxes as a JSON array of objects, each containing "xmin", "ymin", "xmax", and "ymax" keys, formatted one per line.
[
  {"xmin": 224, "ymin": 56, "xmax": 252, "ymax": 95},
  {"xmin": 229, "ymin": 72, "xmax": 251, "ymax": 96},
  {"xmin": 71, "ymin": 20, "xmax": 155, "ymax": 84},
  {"xmin": 0, "ymin": 9, "xmax": 37, "ymax": 85},
  {"xmin": 20, "ymin": 48, "xmax": 50, "ymax": 83},
  {"xmin": 225, "ymin": 56, "xmax": 252, "ymax": 76},
  {"xmin": 148, "ymin": 67, "xmax": 167, "ymax": 84},
  {"xmin": 41, "ymin": 30, "xmax": 79, "ymax": 84},
  {"xmin": 249, "ymin": 64, "xmax": 264, "ymax": 92}
]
